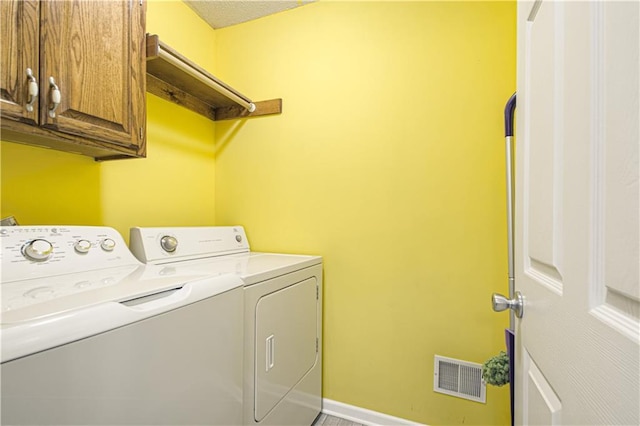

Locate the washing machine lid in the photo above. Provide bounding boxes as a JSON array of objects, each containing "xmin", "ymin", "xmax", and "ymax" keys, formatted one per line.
[{"xmin": 1, "ymin": 265, "xmax": 243, "ymax": 363}]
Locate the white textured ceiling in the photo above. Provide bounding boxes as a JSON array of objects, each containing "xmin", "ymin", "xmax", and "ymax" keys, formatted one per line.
[{"xmin": 184, "ymin": 0, "xmax": 315, "ymax": 29}]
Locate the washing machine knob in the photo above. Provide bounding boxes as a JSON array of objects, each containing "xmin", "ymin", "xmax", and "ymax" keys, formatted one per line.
[
  {"xmin": 160, "ymin": 235, "xmax": 178, "ymax": 253},
  {"xmin": 23, "ymin": 239, "xmax": 54, "ymax": 261},
  {"xmin": 100, "ymin": 238, "xmax": 116, "ymax": 252},
  {"xmin": 74, "ymin": 239, "xmax": 92, "ymax": 254}
]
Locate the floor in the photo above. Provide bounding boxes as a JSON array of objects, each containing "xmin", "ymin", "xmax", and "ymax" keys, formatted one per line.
[{"xmin": 313, "ymin": 413, "xmax": 364, "ymax": 426}]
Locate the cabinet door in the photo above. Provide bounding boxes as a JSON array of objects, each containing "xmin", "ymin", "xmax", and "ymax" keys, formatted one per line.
[
  {"xmin": 0, "ymin": 0, "xmax": 39, "ymax": 125},
  {"xmin": 39, "ymin": 0, "xmax": 146, "ymax": 150}
]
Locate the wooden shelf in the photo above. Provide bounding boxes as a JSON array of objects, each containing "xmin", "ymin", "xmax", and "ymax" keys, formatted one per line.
[{"xmin": 145, "ymin": 34, "xmax": 281, "ymax": 121}]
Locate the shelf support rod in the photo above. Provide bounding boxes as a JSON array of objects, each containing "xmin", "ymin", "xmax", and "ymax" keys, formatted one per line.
[{"xmin": 157, "ymin": 48, "xmax": 256, "ymax": 113}]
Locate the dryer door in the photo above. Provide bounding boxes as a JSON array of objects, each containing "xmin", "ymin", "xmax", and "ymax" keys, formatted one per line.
[{"xmin": 254, "ymin": 277, "xmax": 318, "ymax": 421}]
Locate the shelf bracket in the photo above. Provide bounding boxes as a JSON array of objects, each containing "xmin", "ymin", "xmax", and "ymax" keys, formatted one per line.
[{"xmin": 145, "ymin": 34, "xmax": 282, "ymax": 121}]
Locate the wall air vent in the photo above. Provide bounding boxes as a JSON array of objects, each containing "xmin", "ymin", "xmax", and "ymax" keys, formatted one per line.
[{"xmin": 434, "ymin": 355, "xmax": 486, "ymax": 403}]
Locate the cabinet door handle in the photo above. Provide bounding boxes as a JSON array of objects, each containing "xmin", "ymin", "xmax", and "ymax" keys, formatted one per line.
[
  {"xmin": 48, "ymin": 76, "xmax": 61, "ymax": 118},
  {"xmin": 25, "ymin": 68, "xmax": 38, "ymax": 112}
]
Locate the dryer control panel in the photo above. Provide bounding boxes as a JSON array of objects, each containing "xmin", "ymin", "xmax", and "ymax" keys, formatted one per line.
[
  {"xmin": 130, "ymin": 226, "xmax": 250, "ymax": 264},
  {"xmin": 0, "ymin": 226, "xmax": 140, "ymax": 283}
]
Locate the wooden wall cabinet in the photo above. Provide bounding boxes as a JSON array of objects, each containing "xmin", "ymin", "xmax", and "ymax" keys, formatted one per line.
[{"xmin": 1, "ymin": 0, "xmax": 146, "ymax": 160}]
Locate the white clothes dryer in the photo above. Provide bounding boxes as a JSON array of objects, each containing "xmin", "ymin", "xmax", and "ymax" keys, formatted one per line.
[
  {"xmin": 130, "ymin": 226, "xmax": 323, "ymax": 426},
  {"xmin": 1, "ymin": 226, "xmax": 244, "ymax": 425}
]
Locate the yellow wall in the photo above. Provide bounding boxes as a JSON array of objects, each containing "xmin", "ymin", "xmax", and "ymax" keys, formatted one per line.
[
  {"xmin": 1, "ymin": 0, "xmax": 217, "ymax": 239},
  {"xmin": 214, "ymin": 1, "xmax": 515, "ymax": 424},
  {"xmin": 1, "ymin": 1, "xmax": 515, "ymax": 424}
]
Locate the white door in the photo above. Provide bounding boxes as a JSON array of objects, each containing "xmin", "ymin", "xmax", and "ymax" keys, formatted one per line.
[{"xmin": 515, "ymin": 1, "xmax": 639, "ymax": 425}]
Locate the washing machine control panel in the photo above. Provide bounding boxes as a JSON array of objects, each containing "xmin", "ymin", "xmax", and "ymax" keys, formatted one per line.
[
  {"xmin": 22, "ymin": 238, "xmax": 54, "ymax": 261},
  {"xmin": 130, "ymin": 226, "xmax": 250, "ymax": 264},
  {"xmin": 1, "ymin": 226, "xmax": 140, "ymax": 283}
]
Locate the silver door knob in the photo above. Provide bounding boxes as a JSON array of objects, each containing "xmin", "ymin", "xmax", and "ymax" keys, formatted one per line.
[{"xmin": 492, "ymin": 291, "xmax": 524, "ymax": 318}]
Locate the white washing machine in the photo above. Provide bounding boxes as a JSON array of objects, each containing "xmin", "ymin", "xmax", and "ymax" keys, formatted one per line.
[
  {"xmin": 130, "ymin": 226, "xmax": 323, "ymax": 426},
  {"xmin": 0, "ymin": 226, "xmax": 244, "ymax": 425}
]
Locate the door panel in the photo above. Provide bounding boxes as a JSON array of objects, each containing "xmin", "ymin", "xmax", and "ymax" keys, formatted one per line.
[
  {"xmin": 522, "ymin": 351, "xmax": 562, "ymax": 426},
  {"xmin": 0, "ymin": 0, "xmax": 39, "ymax": 124},
  {"xmin": 570, "ymin": 0, "xmax": 639, "ymax": 336},
  {"xmin": 516, "ymin": 1, "xmax": 639, "ymax": 424},
  {"xmin": 597, "ymin": 1, "xmax": 640, "ymax": 315},
  {"xmin": 254, "ymin": 278, "xmax": 318, "ymax": 422},
  {"xmin": 39, "ymin": 0, "xmax": 144, "ymax": 148},
  {"xmin": 526, "ymin": 0, "xmax": 563, "ymax": 288}
]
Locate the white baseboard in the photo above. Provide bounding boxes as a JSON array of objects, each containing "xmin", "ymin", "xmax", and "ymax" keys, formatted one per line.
[{"xmin": 322, "ymin": 399, "xmax": 427, "ymax": 426}]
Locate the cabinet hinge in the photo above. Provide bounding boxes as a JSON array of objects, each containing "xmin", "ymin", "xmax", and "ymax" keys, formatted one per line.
[
  {"xmin": 139, "ymin": 127, "xmax": 143, "ymax": 140},
  {"xmin": 316, "ymin": 284, "xmax": 319, "ymax": 300},
  {"xmin": 316, "ymin": 337, "xmax": 319, "ymax": 353}
]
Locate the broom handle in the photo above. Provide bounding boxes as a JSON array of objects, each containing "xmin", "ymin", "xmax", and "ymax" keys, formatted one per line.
[{"xmin": 504, "ymin": 92, "xmax": 517, "ymax": 330}]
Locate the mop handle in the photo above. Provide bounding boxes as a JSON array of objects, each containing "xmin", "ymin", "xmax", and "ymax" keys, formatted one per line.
[
  {"xmin": 504, "ymin": 92, "xmax": 517, "ymax": 330},
  {"xmin": 505, "ymin": 92, "xmax": 517, "ymax": 137}
]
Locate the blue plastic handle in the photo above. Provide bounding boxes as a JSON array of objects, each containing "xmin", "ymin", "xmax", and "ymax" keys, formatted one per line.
[{"xmin": 504, "ymin": 92, "xmax": 517, "ymax": 137}]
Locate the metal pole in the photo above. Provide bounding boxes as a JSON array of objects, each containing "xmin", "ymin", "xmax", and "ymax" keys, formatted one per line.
[
  {"xmin": 504, "ymin": 93, "xmax": 517, "ymax": 330},
  {"xmin": 158, "ymin": 48, "xmax": 256, "ymax": 113}
]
